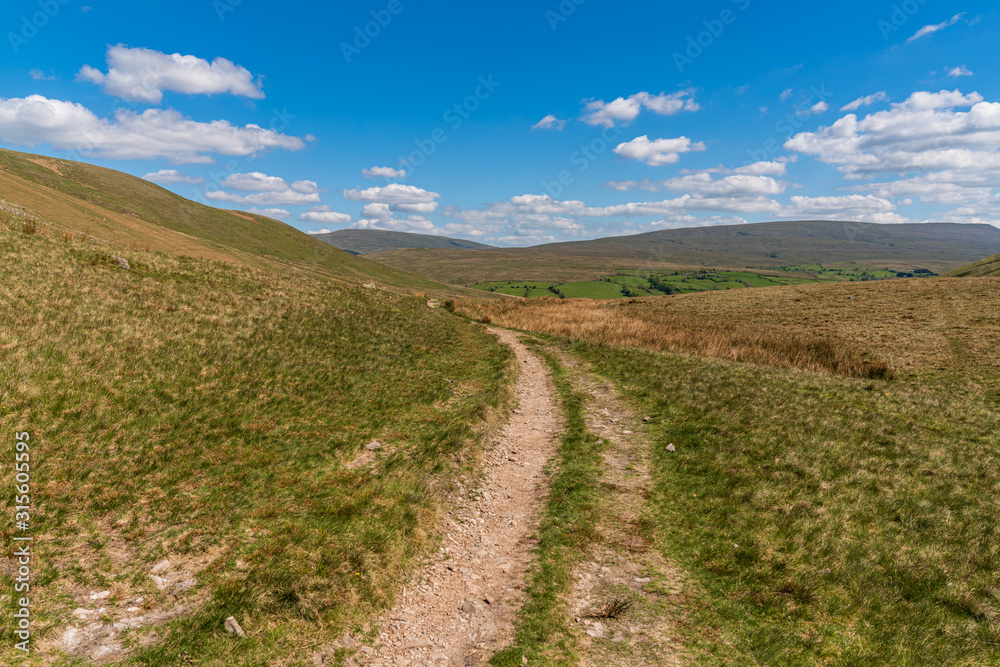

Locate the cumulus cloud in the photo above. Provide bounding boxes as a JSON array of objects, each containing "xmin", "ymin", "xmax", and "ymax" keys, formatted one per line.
[
  {"xmin": 810, "ymin": 101, "xmax": 830, "ymax": 114},
  {"xmin": 247, "ymin": 207, "xmax": 290, "ymax": 219},
  {"xmin": 581, "ymin": 90, "xmax": 699, "ymax": 127},
  {"xmin": 342, "ymin": 183, "xmax": 441, "ymax": 213},
  {"xmin": 362, "ymin": 166, "xmax": 407, "ymax": 178},
  {"xmin": 29, "ymin": 69, "xmax": 55, "ymax": 81},
  {"xmin": 531, "ymin": 114, "xmax": 567, "ymax": 131},
  {"xmin": 221, "ymin": 172, "xmax": 318, "ymax": 194},
  {"xmin": 841, "ymin": 91, "xmax": 888, "ymax": 111},
  {"xmin": 205, "ymin": 188, "xmax": 321, "ymax": 206},
  {"xmin": 143, "ymin": 169, "xmax": 204, "ymax": 185},
  {"xmin": 0, "ymin": 95, "xmax": 305, "ymax": 163},
  {"xmin": 948, "ymin": 66, "xmax": 973, "ymax": 77},
  {"xmin": 907, "ymin": 13, "xmax": 965, "ymax": 43},
  {"xmin": 785, "ymin": 89, "xmax": 998, "ymax": 180},
  {"xmin": 77, "ymin": 45, "xmax": 264, "ymax": 104},
  {"xmin": 299, "ymin": 206, "xmax": 352, "ymax": 225},
  {"xmin": 778, "ymin": 194, "xmax": 907, "ymax": 223},
  {"xmin": 613, "ymin": 135, "xmax": 706, "ymax": 166},
  {"xmin": 351, "ymin": 215, "xmax": 438, "ymax": 233}
]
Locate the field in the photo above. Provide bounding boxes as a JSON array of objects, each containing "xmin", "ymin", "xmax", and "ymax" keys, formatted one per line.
[
  {"xmin": 451, "ymin": 272, "xmax": 1000, "ymax": 664},
  {"xmin": 0, "ymin": 216, "xmax": 513, "ymax": 665}
]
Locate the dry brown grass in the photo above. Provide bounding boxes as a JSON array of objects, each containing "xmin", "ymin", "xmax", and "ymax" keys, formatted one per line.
[{"xmin": 448, "ymin": 297, "xmax": 895, "ymax": 380}]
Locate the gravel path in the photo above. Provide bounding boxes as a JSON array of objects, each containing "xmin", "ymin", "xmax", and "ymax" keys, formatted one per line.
[{"xmin": 365, "ymin": 328, "xmax": 559, "ymax": 666}]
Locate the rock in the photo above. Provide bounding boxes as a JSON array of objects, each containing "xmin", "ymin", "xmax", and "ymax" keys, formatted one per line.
[
  {"xmin": 586, "ymin": 621, "xmax": 606, "ymax": 638},
  {"xmin": 126, "ymin": 607, "xmax": 141, "ymax": 613},
  {"xmin": 340, "ymin": 632, "xmax": 356, "ymax": 648},
  {"xmin": 312, "ymin": 652, "xmax": 325, "ymax": 666},
  {"xmin": 634, "ymin": 577, "xmax": 651, "ymax": 584},
  {"xmin": 623, "ymin": 429, "xmax": 633, "ymax": 435},
  {"xmin": 666, "ymin": 443, "xmax": 676, "ymax": 452},
  {"xmin": 72, "ymin": 608, "xmax": 95, "ymax": 619},
  {"xmin": 171, "ymin": 578, "xmax": 197, "ymax": 593},
  {"xmin": 362, "ymin": 282, "xmax": 376, "ymax": 289},
  {"xmin": 224, "ymin": 616, "xmax": 246, "ymax": 638},
  {"xmin": 399, "ymin": 637, "xmax": 433, "ymax": 650},
  {"xmin": 522, "ymin": 656, "xmax": 528, "ymax": 664},
  {"xmin": 483, "ymin": 595, "xmax": 494, "ymax": 605},
  {"xmin": 110, "ymin": 256, "xmax": 130, "ymax": 270},
  {"xmin": 151, "ymin": 575, "xmax": 167, "ymax": 589},
  {"xmin": 643, "ymin": 416, "xmax": 652, "ymax": 422},
  {"xmin": 365, "ymin": 440, "xmax": 383, "ymax": 450},
  {"xmin": 151, "ymin": 559, "xmax": 171, "ymax": 574},
  {"xmin": 89, "ymin": 591, "xmax": 111, "ymax": 600},
  {"xmin": 461, "ymin": 601, "xmax": 478, "ymax": 614}
]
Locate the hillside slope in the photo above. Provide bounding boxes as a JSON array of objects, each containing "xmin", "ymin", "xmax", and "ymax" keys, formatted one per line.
[
  {"xmin": 0, "ymin": 148, "xmax": 453, "ymax": 292},
  {"xmin": 314, "ymin": 228, "xmax": 494, "ymax": 254},
  {"xmin": 0, "ymin": 173, "xmax": 515, "ymax": 664},
  {"xmin": 946, "ymin": 252, "xmax": 1000, "ymax": 277},
  {"xmin": 524, "ymin": 220, "xmax": 1000, "ymax": 271}
]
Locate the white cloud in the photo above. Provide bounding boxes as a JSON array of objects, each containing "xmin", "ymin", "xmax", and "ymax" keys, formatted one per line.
[
  {"xmin": 29, "ymin": 69, "xmax": 55, "ymax": 81},
  {"xmin": 77, "ymin": 44, "xmax": 264, "ymax": 104},
  {"xmin": 361, "ymin": 166, "xmax": 407, "ymax": 178},
  {"xmin": 342, "ymin": 183, "xmax": 441, "ymax": 213},
  {"xmin": 221, "ymin": 172, "xmax": 318, "ymax": 194},
  {"xmin": 810, "ymin": 101, "xmax": 830, "ymax": 115},
  {"xmin": 841, "ymin": 91, "xmax": 888, "ymax": 111},
  {"xmin": 948, "ymin": 66, "xmax": 973, "ymax": 77},
  {"xmin": 780, "ymin": 88, "xmax": 794, "ymax": 102},
  {"xmin": 581, "ymin": 90, "xmax": 699, "ymax": 127},
  {"xmin": 907, "ymin": 12, "xmax": 965, "ymax": 43},
  {"xmin": 785, "ymin": 89, "xmax": 999, "ymax": 180},
  {"xmin": 247, "ymin": 207, "xmax": 290, "ymax": 219},
  {"xmin": 351, "ymin": 215, "xmax": 438, "ymax": 233},
  {"xmin": 299, "ymin": 205, "xmax": 352, "ymax": 225},
  {"xmin": 143, "ymin": 169, "xmax": 204, "ymax": 185},
  {"xmin": 613, "ymin": 135, "xmax": 706, "ymax": 166},
  {"xmin": 205, "ymin": 189, "xmax": 321, "ymax": 206},
  {"xmin": 0, "ymin": 95, "xmax": 305, "ymax": 163},
  {"xmin": 306, "ymin": 229, "xmax": 334, "ymax": 235},
  {"xmin": 778, "ymin": 194, "xmax": 907, "ymax": 223},
  {"xmin": 531, "ymin": 114, "xmax": 567, "ymax": 131},
  {"xmin": 735, "ymin": 160, "xmax": 788, "ymax": 176}
]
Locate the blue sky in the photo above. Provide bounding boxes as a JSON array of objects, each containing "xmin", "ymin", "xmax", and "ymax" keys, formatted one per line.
[{"xmin": 2, "ymin": 0, "xmax": 999, "ymax": 245}]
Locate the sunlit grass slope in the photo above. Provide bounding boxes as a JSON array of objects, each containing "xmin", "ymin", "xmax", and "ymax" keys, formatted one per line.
[{"xmin": 0, "ymin": 218, "xmax": 513, "ymax": 665}]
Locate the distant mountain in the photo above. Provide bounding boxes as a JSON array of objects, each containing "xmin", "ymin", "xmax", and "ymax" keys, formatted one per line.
[
  {"xmin": 314, "ymin": 229, "xmax": 494, "ymax": 255},
  {"xmin": 946, "ymin": 252, "xmax": 1000, "ymax": 277},
  {"xmin": 523, "ymin": 220, "xmax": 1000, "ymax": 271}
]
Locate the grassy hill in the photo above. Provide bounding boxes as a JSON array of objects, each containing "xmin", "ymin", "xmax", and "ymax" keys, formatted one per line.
[
  {"xmin": 946, "ymin": 252, "xmax": 1000, "ymax": 277},
  {"xmin": 525, "ymin": 220, "xmax": 1000, "ymax": 270},
  {"xmin": 0, "ymin": 151, "xmax": 513, "ymax": 665},
  {"xmin": 0, "ymin": 148, "xmax": 460, "ymax": 294},
  {"xmin": 314, "ymin": 228, "xmax": 494, "ymax": 255},
  {"xmin": 371, "ymin": 220, "xmax": 1000, "ymax": 287}
]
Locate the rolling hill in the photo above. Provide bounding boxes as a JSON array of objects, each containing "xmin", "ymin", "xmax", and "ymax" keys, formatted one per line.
[
  {"xmin": 0, "ymin": 149, "xmax": 513, "ymax": 664},
  {"xmin": 523, "ymin": 220, "xmax": 1000, "ymax": 269},
  {"xmin": 947, "ymin": 252, "xmax": 1000, "ymax": 277},
  {"xmin": 0, "ymin": 147, "xmax": 461, "ymax": 294},
  {"xmin": 368, "ymin": 220, "xmax": 1000, "ymax": 286},
  {"xmin": 313, "ymin": 228, "xmax": 494, "ymax": 254}
]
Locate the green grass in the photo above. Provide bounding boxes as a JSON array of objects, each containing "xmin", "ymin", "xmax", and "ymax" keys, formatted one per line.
[
  {"xmin": 571, "ymin": 341, "xmax": 1000, "ymax": 665},
  {"xmin": 471, "ymin": 281, "xmax": 558, "ymax": 298},
  {"xmin": 490, "ymin": 340, "xmax": 605, "ymax": 666},
  {"xmin": 0, "ymin": 222, "xmax": 514, "ymax": 665},
  {"xmin": 557, "ymin": 281, "xmax": 626, "ymax": 299}
]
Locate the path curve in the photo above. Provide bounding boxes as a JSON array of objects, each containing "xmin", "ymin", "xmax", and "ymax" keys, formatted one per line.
[{"xmin": 365, "ymin": 328, "xmax": 559, "ymax": 666}]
